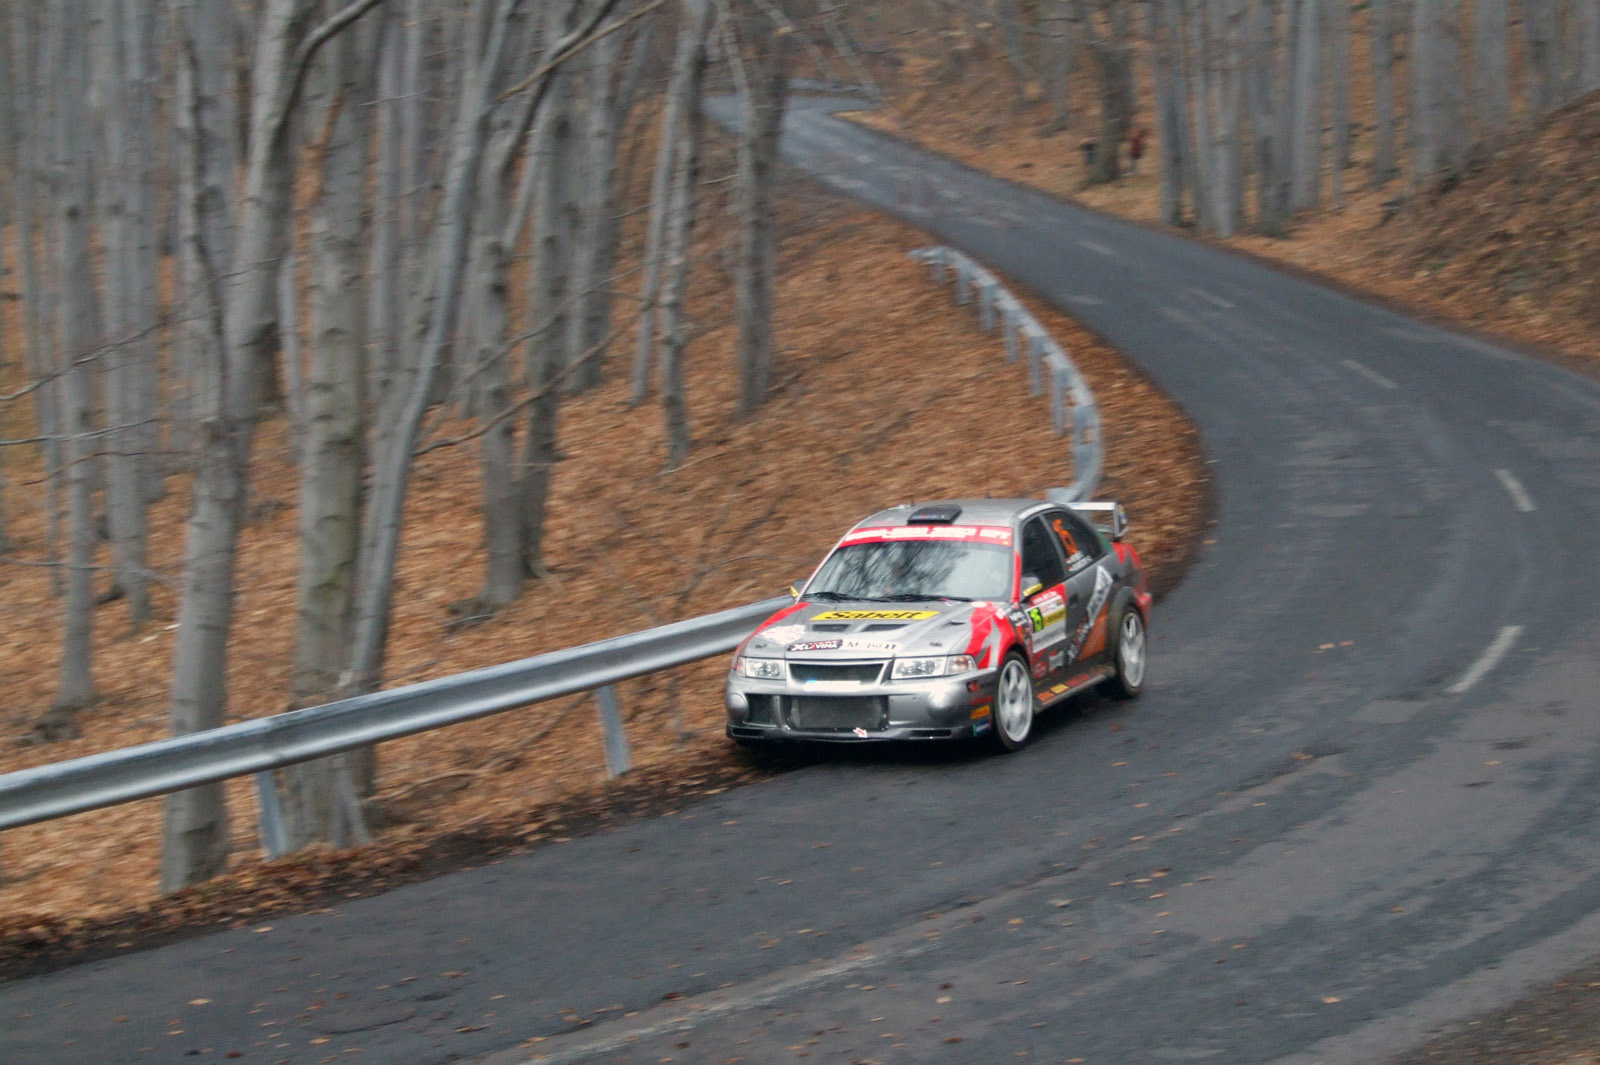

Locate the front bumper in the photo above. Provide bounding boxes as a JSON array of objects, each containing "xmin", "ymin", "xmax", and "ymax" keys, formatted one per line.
[{"xmin": 725, "ymin": 667, "xmax": 1000, "ymax": 743}]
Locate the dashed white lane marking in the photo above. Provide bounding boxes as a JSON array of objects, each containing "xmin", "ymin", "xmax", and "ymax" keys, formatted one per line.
[
  {"xmin": 1340, "ymin": 359, "xmax": 1400, "ymax": 390},
  {"xmin": 1159, "ymin": 306, "xmax": 1193, "ymax": 325},
  {"xmin": 1495, "ymin": 468, "xmax": 1536, "ymax": 513},
  {"xmin": 1194, "ymin": 287, "xmax": 1235, "ymax": 309},
  {"xmin": 1078, "ymin": 238, "xmax": 1115, "ymax": 257},
  {"xmin": 1447, "ymin": 625, "xmax": 1524, "ymax": 695}
]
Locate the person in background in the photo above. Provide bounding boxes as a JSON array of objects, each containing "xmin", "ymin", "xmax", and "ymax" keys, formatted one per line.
[{"xmin": 1128, "ymin": 128, "xmax": 1147, "ymax": 175}]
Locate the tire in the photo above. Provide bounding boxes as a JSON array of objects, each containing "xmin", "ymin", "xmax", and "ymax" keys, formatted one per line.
[
  {"xmin": 992, "ymin": 652, "xmax": 1036, "ymax": 752},
  {"xmin": 1106, "ymin": 600, "xmax": 1147, "ymax": 700}
]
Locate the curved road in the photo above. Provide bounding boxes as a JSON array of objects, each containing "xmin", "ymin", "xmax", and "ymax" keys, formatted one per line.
[{"xmin": 7, "ymin": 100, "xmax": 1600, "ymax": 1065}]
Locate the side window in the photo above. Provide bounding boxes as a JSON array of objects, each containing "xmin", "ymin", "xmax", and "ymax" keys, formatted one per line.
[
  {"xmin": 1048, "ymin": 509, "xmax": 1105, "ymax": 575},
  {"xmin": 1019, "ymin": 517, "xmax": 1068, "ymax": 594}
]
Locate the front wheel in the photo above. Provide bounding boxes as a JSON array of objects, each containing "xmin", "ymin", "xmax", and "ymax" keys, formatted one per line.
[
  {"xmin": 992, "ymin": 652, "xmax": 1036, "ymax": 752},
  {"xmin": 1106, "ymin": 604, "xmax": 1147, "ymax": 700}
]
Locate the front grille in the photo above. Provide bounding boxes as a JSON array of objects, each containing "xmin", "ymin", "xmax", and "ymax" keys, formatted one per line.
[
  {"xmin": 787, "ymin": 696, "xmax": 888, "ymax": 731},
  {"xmin": 809, "ymin": 623, "xmax": 849, "ymax": 632},
  {"xmin": 862, "ymin": 623, "xmax": 907, "ymax": 632},
  {"xmin": 788, "ymin": 661, "xmax": 885, "ymax": 685}
]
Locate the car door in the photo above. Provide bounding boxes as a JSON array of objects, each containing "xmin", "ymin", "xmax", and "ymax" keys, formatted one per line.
[
  {"xmin": 1017, "ymin": 515, "xmax": 1071, "ymax": 691},
  {"xmin": 1046, "ymin": 508, "xmax": 1115, "ymax": 674}
]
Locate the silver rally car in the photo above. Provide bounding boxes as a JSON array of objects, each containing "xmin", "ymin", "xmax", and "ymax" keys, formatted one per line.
[{"xmin": 726, "ymin": 498, "xmax": 1151, "ymax": 752}]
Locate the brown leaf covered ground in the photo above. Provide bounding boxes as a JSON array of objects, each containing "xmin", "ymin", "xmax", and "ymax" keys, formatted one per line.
[{"xmin": 0, "ymin": 170, "xmax": 1207, "ymax": 973}]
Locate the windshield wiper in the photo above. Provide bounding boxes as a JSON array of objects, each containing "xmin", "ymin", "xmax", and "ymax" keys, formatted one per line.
[
  {"xmin": 802, "ymin": 590, "xmax": 856, "ymax": 601},
  {"xmin": 878, "ymin": 592, "xmax": 972, "ymax": 602}
]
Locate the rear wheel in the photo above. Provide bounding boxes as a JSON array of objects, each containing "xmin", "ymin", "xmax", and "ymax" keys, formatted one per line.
[
  {"xmin": 992, "ymin": 653, "xmax": 1036, "ymax": 752},
  {"xmin": 1106, "ymin": 604, "xmax": 1147, "ymax": 700}
]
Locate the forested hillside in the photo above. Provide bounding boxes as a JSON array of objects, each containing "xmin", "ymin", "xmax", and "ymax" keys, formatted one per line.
[
  {"xmin": 848, "ymin": 0, "xmax": 1600, "ymax": 365},
  {"xmin": 0, "ymin": 0, "xmax": 1208, "ymax": 933}
]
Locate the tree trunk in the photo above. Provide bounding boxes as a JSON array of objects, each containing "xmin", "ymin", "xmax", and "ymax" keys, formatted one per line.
[
  {"xmin": 6, "ymin": 2, "xmax": 64, "ymax": 592},
  {"xmin": 163, "ymin": 0, "xmax": 384, "ymax": 892},
  {"xmin": 1369, "ymin": 0, "xmax": 1396, "ymax": 184},
  {"xmin": 1329, "ymin": 0, "xmax": 1350, "ymax": 208},
  {"xmin": 1523, "ymin": 0, "xmax": 1559, "ymax": 119},
  {"xmin": 657, "ymin": 0, "xmax": 713, "ymax": 470},
  {"xmin": 518, "ymin": 0, "xmax": 582, "ymax": 578},
  {"xmin": 346, "ymin": 0, "xmax": 525, "ymax": 699},
  {"xmin": 283, "ymin": 13, "xmax": 371, "ymax": 852},
  {"xmin": 1043, "ymin": 0, "xmax": 1075, "ymax": 131},
  {"xmin": 1287, "ymin": 0, "xmax": 1321, "ymax": 210},
  {"xmin": 1149, "ymin": 0, "xmax": 1187, "ymax": 224},
  {"xmin": 48, "ymin": 0, "xmax": 102, "ymax": 728},
  {"xmin": 1578, "ymin": 0, "xmax": 1600, "ymax": 96},
  {"xmin": 733, "ymin": 2, "xmax": 791, "ymax": 417},
  {"xmin": 464, "ymin": 4, "xmax": 531, "ymax": 615},
  {"xmin": 632, "ymin": 0, "xmax": 706, "ymax": 406},
  {"xmin": 1473, "ymin": 0, "xmax": 1508, "ymax": 138}
]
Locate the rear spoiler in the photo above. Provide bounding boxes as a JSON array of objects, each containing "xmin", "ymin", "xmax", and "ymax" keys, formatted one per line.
[{"xmin": 1069, "ymin": 501, "xmax": 1128, "ymax": 542}]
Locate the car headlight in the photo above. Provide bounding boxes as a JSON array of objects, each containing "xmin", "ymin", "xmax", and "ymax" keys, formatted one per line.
[
  {"xmin": 891, "ymin": 654, "xmax": 977, "ymax": 680},
  {"xmin": 736, "ymin": 656, "xmax": 785, "ymax": 680}
]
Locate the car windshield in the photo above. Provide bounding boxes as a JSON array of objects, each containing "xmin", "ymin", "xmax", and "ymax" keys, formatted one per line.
[{"xmin": 805, "ymin": 540, "xmax": 1013, "ymax": 602}]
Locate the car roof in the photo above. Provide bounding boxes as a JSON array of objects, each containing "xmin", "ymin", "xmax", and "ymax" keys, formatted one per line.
[{"xmin": 851, "ymin": 498, "xmax": 1051, "ymax": 530}]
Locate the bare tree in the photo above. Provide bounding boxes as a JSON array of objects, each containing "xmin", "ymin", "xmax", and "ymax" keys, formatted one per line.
[
  {"xmin": 1286, "ymin": 0, "xmax": 1322, "ymax": 210},
  {"xmin": 656, "ymin": 0, "xmax": 715, "ymax": 468},
  {"xmin": 45, "ymin": 0, "xmax": 103, "ymax": 733},
  {"xmin": 730, "ymin": 0, "xmax": 792, "ymax": 416},
  {"xmin": 162, "ymin": 0, "xmax": 387, "ymax": 892},
  {"xmin": 1411, "ymin": 0, "xmax": 1466, "ymax": 183},
  {"xmin": 1472, "ymin": 0, "xmax": 1508, "ymax": 139},
  {"xmin": 281, "ymin": 5, "xmax": 374, "ymax": 851},
  {"xmin": 1328, "ymin": 0, "xmax": 1350, "ymax": 208},
  {"xmin": 1368, "ymin": 0, "xmax": 1396, "ymax": 185}
]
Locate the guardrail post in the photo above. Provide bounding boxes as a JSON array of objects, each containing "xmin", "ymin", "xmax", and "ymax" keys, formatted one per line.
[
  {"xmin": 1025, "ymin": 327, "xmax": 1046, "ymax": 396},
  {"xmin": 978, "ymin": 280, "xmax": 997, "ymax": 332},
  {"xmin": 1002, "ymin": 301, "xmax": 1020, "ymax": 362},
  {"xmin": 1046, "ymin": 352, "xmax": 1070, "ymax": 435},
  {"xmin": 595, "ymin": 686, "xmax": 632, "ymax": 778},
  {"xmin": 954, "ymin": 263, "xmax": 972, "ymax": 306},
  {"xmin": 255, "ymin": 771, "xmax": 288, "ymax": 859}
]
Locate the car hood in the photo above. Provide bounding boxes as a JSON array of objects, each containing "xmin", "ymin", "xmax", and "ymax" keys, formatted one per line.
[{"xmin": 746, "ymin": 599, "xmax": 990, "ymax": 659}]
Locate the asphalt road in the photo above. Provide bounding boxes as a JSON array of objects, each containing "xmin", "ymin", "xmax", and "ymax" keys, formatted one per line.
[{"xmin": 7, "ymin": 99, "xmax": 1600, "ymax": 1065}]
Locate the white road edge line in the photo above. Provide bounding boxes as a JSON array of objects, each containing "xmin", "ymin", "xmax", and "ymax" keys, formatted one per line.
[
  {"xmin": 1078, "ymin": 238, "xmax": 1115, "ymax": 257},
  {"xmin": 1447, "ymin": 625, "xmax": 1524, "ymax": 695},
  {"xmin": 1340, "ymin": 359, "xmax": 1400, "ymax": 390},
  {"xmin": 1194, "ymin": 287, "xmax": 1235, "ymax": 310},
  {"xmin": 1495, "ymin": 468, "xmax": 1537, "ymax": 513}
]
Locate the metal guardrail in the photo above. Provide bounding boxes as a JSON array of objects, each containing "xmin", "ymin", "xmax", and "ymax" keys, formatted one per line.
[
  {"xmin": 910, "ymin": 246, "xmax": 1102, "ymax": 502},
  {"xmin": 0, "ymin": 249, "xmax": 1111, "ymax": 850},
  {"xmin": 0, "ymin": 595, "xmax": 791, "ymax": 833}
]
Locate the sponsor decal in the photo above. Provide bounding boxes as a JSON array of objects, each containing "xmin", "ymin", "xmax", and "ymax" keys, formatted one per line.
[
  {"xmin": 1026, "ymin": 588, "xmax": 1068, "ymax": 649},
  {"xmin": 788, "ymin": 639, "xmax": 843, "ymax": 653},
  {"xmin": 972, "ymin": 716, "xmax": 991, "ymax": 735},
  {"xmin": 812, "ymin": 610, "xmax": 938, "ymax": 621},
  {"xmin": 852, "ymin": 727, "xmax": 869, "ymax": 738},
  {"xmin": 1031, "ymin": 657, "xmax": 1048, "ymax": 680},
  {"xmin": 839, "ymin": 637, "xmax": 900, "ymax": 653},
  {"xmin": 803, "ymin": 679, "xmax": 863, "ymax": 692},
  {"xmin": 840, "ymin": 525, "xmax": 1014, "ymax": 546},
  {"xmin": 761, "ymin": 623, "xmax": 806, "ymax": 645},
  {"xmin": 1066, "ymin": 568, "xmax": 1115, "ymax": 664},
  {"xmin": 970, "ymin": 703, "xmax": 992, "ymax": 720},
  {"xmin": 1048, "ymin": 650, "xmax": 1065, "ymax": 672}
]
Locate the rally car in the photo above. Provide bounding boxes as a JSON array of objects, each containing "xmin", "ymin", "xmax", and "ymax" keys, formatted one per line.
[{"xmin": 725, "ymin": 498, "xmax": 1150, "ymax": 751}]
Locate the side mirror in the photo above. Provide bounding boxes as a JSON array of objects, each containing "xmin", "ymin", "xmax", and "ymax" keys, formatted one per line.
[
  {"xmin": 1021, "ymin": 576, "xmax": 1044, "ymax": 599},
  {"xmin": 789, "ymin": 580, "xmax": 805, "ymax": 600}
]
